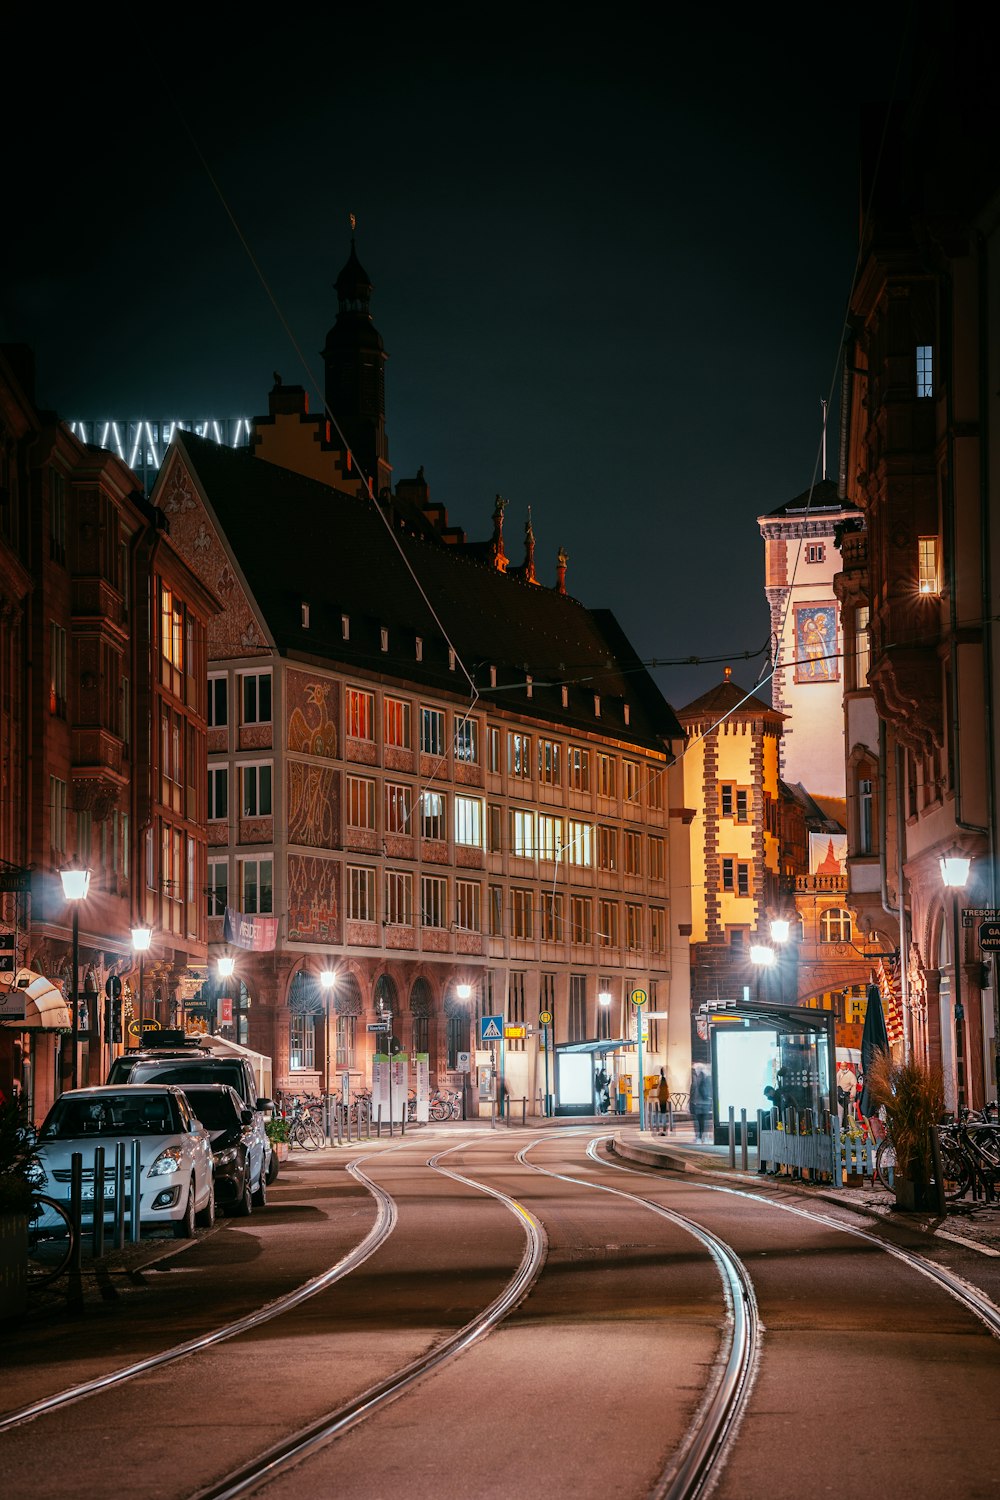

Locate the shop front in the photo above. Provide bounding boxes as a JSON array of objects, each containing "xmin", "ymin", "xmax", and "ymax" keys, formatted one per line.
[{"xmin": 0, "ymin": 969, "xmax": 73, "ymax": 1123}]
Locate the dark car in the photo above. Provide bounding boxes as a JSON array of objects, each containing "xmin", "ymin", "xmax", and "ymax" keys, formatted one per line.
[
  {"xmin": 107, "ymin": 1032, "xmax": 277, "ymax": 1183},
  {"xmin": 181, "ymin": 1083, "xmax": 268, "ymax": 1216}
]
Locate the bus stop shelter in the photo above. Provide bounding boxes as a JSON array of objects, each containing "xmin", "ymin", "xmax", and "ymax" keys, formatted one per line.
[{"xmin": 701, "ymin": 999, "xmax": 837, "ymax": 1145}]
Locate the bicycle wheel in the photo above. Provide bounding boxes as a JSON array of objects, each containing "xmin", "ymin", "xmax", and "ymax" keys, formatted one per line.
[
  {"xmin": 27, "ymin": 1195, "xmax": 76, "ymax": 1286},
  {"xmin": 938, "ymin": 1139, "xmax": 972, "ymax": 1201},
  {"xmin": 301, "ymin": 1117, "xmax": 324, "ymax": 1149},
  {"xmin": 874, "ymin": 1138, "xmax": 897, "ymax": 1191},
  {"xmin": 429, "ymin": 1100, "xmax": 449, "ymax": 1121}
]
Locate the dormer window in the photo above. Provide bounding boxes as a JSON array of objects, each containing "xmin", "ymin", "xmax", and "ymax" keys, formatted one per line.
[
  {"xmin": 381, "ymin": 627, "xmax": 389, "ymax": 653},
  {"xmin": 593, "ymin": 694, "xmax": 601, "ymax": 718},
  {"xmin": 415, "ymin": 636, "xmax": 423, "ymax": 661},
  {"xmin": 341, "ymin": 614, "xmax": 350, "ymax": 640},
  {"xmin": 526, "ymin": 674, "xmax": 533, "ymax": 699},
  {"xmin": 448, "ymin": 648, "xmax": 456, "ymax": 672},
  {"xmin": 561, "ymin": 685, "xmax": 568, "ymax": 708},
  {"xmin": 301, "ymin": 603, "xmax": 310, "ymax": 629}
]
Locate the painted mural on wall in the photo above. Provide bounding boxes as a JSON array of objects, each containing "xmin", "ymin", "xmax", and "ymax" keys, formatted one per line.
[
  {"xmin": 287, "ymin": 854, "xmax": 341, "ymax": 943},
  {"xmin": 287, "ymin": 671, "xmax": 339, "ymax": 757},
  {"xmin": 793, "ymin": 603, "xmax": 839, "ymax": 683},
  {"xmin": 287, "ymin": 761, "xmax": 340, "ymax": 848},
  {"xmin": 809, "ymin": 832, "xmax": 847, "ymax": 876}
]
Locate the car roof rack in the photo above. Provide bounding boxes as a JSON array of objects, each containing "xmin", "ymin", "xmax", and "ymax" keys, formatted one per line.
[{"xmin": 141, "ymin": 1029, "xmax": 207, "ymax": 1051}]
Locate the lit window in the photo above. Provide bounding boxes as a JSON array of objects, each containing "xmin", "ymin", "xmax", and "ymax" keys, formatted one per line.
[
  {"xmin": 421, "ymin": 876, "xmax": 448, "ymax": 928},
  {"xmin": 820, "ymin": 908, "xmax": 853, "ymax": 943},
  {"xmin": 455, "ymin": 795, "xmax": 483, "ymax": 847},
  {"xmin": 421, "ymin": 707, "xmax": 445, "ymax": 756},
  {"xmin": 420, "ymin": 790, "xmax": 446, "ymax": 841},
  {"xmin": 854, "ymin": 605, "xmax": 871, "ymax": 687},
  {"xmin": 345, "ymin": 687, "xmax": 374, "ymax": 739},
  {"xmin": 918, "ymin": 536, "xmax": 939, "ymax": 594},
  {"xmin": 567, "ymin": 820, "xmax": 593, "ymax": 866},
  {"xmin": 347, "ymin": 776, "xmax": 375, "ymax": 829},
  {"xmin": 384, "ymin": 696, "xmax": 411, "ymax": 748},
  {"xmin": 916, "ymin": 344, "xmax": 933, "ymax": 398},
  {"xmin": 538, "ymin": 814, "xmax": 562, "ymax": 862},
  {"xmin": 510, "ymin": 809, "xmax": 535, "ymax": 858}
]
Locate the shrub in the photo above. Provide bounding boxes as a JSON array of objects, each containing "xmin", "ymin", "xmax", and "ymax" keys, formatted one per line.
[
  {"xmin": 866, "ymin": 1050, "xmax": 944, "ymax": 1189},
  {"xmin": 265, "ymin": 1117, "xmax": 290, "ymax": 1145}
]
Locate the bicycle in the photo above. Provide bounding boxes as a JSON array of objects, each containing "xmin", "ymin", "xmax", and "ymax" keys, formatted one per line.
[
  {"xmin": 27, "ymin": 1193, "xmax": 77, "ymax": 1286},
  {"xmin": 286, "ymin": 1101, "xmax": 325, "ymax": 1150}
]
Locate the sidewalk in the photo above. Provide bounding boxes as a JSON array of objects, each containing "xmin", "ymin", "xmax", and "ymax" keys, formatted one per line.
[{"xmin": 610, "ymin": 1118, "xmax": 1000, "ymax": 1258}]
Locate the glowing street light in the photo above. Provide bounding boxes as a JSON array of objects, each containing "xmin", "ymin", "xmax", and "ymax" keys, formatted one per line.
[
  {"xmin": 131, "ymin": 921, "xmax": 153, "ymax": 1050},
  {"xmin": 61, "ymin": 861, "xmax": 92, "ymax": 1089}
]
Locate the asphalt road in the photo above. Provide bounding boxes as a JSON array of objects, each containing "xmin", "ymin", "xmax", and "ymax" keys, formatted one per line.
[{"xmin": 4, "ymin": 1126, "xmax": 1000, "ymax": 1500}]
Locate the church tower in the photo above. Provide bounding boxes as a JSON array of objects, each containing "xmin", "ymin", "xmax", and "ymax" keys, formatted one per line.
[{"xmin": 321, "ymin": 233, "xmax": 391, "ymax": 497}]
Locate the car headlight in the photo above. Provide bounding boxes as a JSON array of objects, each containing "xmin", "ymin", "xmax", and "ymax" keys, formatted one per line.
[
  {"xmin": 147, "ymin": 1147, "xmax": 183, "ymax": 1176},
  {"xmin": 215, "ymin": 1148, "xmax": 239, "ymax": 1166}
]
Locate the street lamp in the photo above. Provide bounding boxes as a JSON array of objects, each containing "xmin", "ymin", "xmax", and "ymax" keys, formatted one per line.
[
  {"xmin": 131, "ymin": 922, "xmax": 153, "ymax": 1051},
  {"xmin": 456, "ymin": 981, "xmax": 473, "ymax": 1119},
  {"xmin": 940, "ymin": 852, "xmax": 972, "ymax": 1109},
  {"xmin": 320, "ymin": 968, "xmax": 336, "ymax": 1143},
  {"xmin": 750, "ymin": 943, "xmax": 775, "ymax": 1005},
  {"xmin": 61, "ymin": 861, "xmax": 92, "ymax": 1090},
  {"xmin": 217, "ymin": 954, "xmax": 236, "ymax": 1039}
]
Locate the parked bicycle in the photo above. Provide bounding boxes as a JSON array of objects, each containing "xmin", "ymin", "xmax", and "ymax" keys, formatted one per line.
[
  {"xmin": 285, "ymin": 1099, "xmax": 325, "ymax": 1150},
  {"xmin": 27, "ymin": 1192, "xmax": 77, "ymax": 1286},
  {"xmin": 429, "ymin": 1088, "xmax": 462, "ymax": 1121}
]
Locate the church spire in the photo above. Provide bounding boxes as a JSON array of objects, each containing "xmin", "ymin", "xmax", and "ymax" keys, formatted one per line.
[{"xmin": 321, "ymin": 216, "xmax": 391, "ymax": 496}]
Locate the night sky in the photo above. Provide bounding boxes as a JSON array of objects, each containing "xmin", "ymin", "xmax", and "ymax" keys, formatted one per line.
[{"xmin": 4, "ymin": 10, "xmax": 915, "ymax": 712}]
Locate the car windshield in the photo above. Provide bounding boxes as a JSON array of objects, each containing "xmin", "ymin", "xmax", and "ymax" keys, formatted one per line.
[
  {"xmin": 39, "ymin": 1094, "xmax": 179, "ymax": 1139},
  {"xmin": 185, "ymin": 1093, "xmax": 240, "ymax": 1131}
]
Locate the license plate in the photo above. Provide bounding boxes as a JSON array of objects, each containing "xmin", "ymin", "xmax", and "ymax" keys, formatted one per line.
[{"xmin": 82, "ymin": 1182, "xmax": 116, "ymax": 1199}]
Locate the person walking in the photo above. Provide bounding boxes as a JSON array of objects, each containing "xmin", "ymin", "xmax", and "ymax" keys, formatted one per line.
[
  {"xmin": 655, "ymin": 1068, "xmax": 671, "ymax": 1135},
  {"xmin": 690, "ymin": 1065, "xmax": 712, "ymax": 1144}
]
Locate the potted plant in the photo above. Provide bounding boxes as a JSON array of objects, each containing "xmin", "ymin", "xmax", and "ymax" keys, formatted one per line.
[
  {"xmin": 0, "ymin": 1099, "xmax": 41, "ymax": 1320},
  {"xmin": 866, "ymin": 1050, "xmax": 944, "ymax": 1210},
  {"xmin": 266, "ymin": 1116, "xmax": 290, "ymax": 1163}
]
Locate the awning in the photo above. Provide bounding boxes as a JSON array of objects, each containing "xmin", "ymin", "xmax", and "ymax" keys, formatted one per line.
[
  {"xmin": 557, "ymin": 1038, "xmax": 631, "ymax": 1055},
  {"xmin": 0, "ymin": 971, "xmax": 72, "ymax": 1030}
]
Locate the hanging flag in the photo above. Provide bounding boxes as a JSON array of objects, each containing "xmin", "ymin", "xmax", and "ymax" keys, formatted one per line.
[
  {"xmin": 859, "ymin": 982, "xmax": 890, "ymax": 1117},
  {"xmin": 876, "ymin": 957, "xmax": 904, "ymax": 1045},
  {"xmin": 224, "ymin": 906, "xmax": 278, "ymax": 952}
]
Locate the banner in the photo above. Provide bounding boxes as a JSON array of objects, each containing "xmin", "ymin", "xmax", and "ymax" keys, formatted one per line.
[{"xmin": 224, "ymin": 906, "xmax": 278, "ymax": 951}]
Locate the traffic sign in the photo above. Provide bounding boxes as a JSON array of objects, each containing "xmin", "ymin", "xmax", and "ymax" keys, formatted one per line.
[
  {"xmin": 480, "ymin": 1015, "xmax": 504, "ymax": 1042},
  {"xmin": 367, "ymin": 1021, "xmax": 391, "ymax": 1032},
  {"xmin": 979, "ymin": 922, "xmax": 1000, "ymax": 951},
  {"xmin": 105, "ymin": 974, "xmax": 122, "ymax": 999},
  {"xmin": 539, "ymin": 1010, "xmax": 553, "ymax": 1026},
  {"xmin": 630, "ymin": 988, "xmax": 648, "ymax": 1007}
]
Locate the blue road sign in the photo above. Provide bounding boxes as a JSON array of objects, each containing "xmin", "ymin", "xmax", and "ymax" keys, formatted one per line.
[{"xmin": 480, "ymin": 1015, "xmax": 504, "ymax": 1042}]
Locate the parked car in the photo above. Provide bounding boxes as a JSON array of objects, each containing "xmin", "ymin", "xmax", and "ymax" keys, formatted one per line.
[
  {"xmin": 180, "ymin": 1083, "xmax": 268, "ymax": 1216},
  {"xmin": 107, "ymin": 1032, "xmax": 277, "ymax": 1183},
  {"xmin": 34, "ymin": 1084, "xmax": 215, "ymax": 1238}
]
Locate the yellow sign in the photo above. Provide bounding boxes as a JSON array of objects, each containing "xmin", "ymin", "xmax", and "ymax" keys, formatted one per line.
[
  {"xmin": 504, "ymin": 1026, "xmax": 526, "ymax": 1039},
  {"xmin": 539, "ymin": 1010, "xmax": 553, "ymax": 1026},
  {"xmin": 127, "ymin": 1019, "xmax": 161, "ymax": 1037},
  {"xmin": 630, "ymin": 988, "xmax": 648, "ymax": 1007}
]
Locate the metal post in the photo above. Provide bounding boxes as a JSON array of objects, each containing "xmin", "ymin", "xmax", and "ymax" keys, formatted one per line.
[
  {"xmin": 129, "ymin": 1138, "xmax": 141, "ymax": 1243},
  {"xmin": 114, "ymin": 1141, "xmax": 126, "ymax": 1250},
  {"xmin": 92, "ymin": 1146, "xmax": 105, "ymax": 1258},
  {"xmin": 70, "ymin": 906, "xmax": 80, "ymax": 1089},
  {"xmin": 137, "ymin": 951, "xmax": 144, "ymax": 1051},
  {"xmin": 69, "ymin": 1152, "xmax": 83, "ymax": 1310},
  {"xmin": 728, "ymin": 1105, "xmax": 736, "ymax": 1167},
  {"xmin": 757, "ymin": 1109, "xmax": 767, "ymax": 1173},
  {"xmin": 637, "ymin": 1006, "xmax": 645, "ymax": 1133},
  {"xmin": 543, "ymin": 1020, "xmax": 552, "ymax": 1117},
  {"xmin": 740, "ymin": 1109, "xmax": 748, "ymax": 1171}
]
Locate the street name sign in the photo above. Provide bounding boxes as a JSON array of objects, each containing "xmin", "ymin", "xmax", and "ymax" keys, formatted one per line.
[
  {"xmin": 480, "ymin": 1015, "xmax": 504, "ymax": 1042},
  {"xmin": 367, "ymin": 1021, "xmax": 391, "ymax": 1032},
  {"xmin": 963, "ymin": 907, "xmax": 1000, "ymax": 929}
]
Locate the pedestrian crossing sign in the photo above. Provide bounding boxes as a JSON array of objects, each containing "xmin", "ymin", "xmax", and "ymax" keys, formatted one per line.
[{"xmin": 481, "ymin": 1015, "xmax": 504, "ymax": 1042}]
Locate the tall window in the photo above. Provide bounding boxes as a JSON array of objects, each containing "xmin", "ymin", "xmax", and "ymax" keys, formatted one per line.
[
  {"xmin": 597, "ymin": 754, "xmax": 615, "ymax": 798},
  {"xmin": 624, "ymin": 830, "xmax": 642, "ymax": 875},
  {"xmin": 538, "ymin": 739, "xmax": 561, "ymax": 785},
  {"xmin": 208, "ymin": 677, "xmax": 228, "ymax": 728},
  {"xmin": 384, "ymin": 696, "xmax": 411, "ymax": 748},
  {"xmin": 570, "ymin": 896, "xmax": 592, "ymax": 944},
  {"xmin": 289, "ymin": 1013, "xmax": 315, "ymax": 1071},
  {"xmin": 510, "ymin": 809, "xmax": 535, "ymax": 858},
  {"xmin": 648, "ymin": 769, "xmax": 664, "ymax": 810},
  {"xmin": 625, "ymin": 903, "xmax": 642, "ymax": 950},
  {"xmin": 736, "ymin": 789, "xmax": 749, "ymax": 824},
  {"xmin": 538, "ymin": 814, "xmax": 562, "ymax": 862},
  {"xmin": 384, "ymin": 870, "xmax": 413, "ymax": 925},
  {"xmin": 567, "ymin": 747, "xmax": 590, "ymax": 792},
  {"xmin": 648, "ymin": 836, "xmax": 666, "ymax": 881},
  {"xmin": 507, "ymin": 972, "xmax": 526, "ymax": 1051},
  {"xmin": 821, "ymin": 908, "xmax": 853, "ymax": 943},
  {"xmin": 916, "ymin": 343, "xmax": 933, "ymax": 397},
  {"xmin": 598, "ymin": 900, "xmax": 619, "ymax": 948},
  {"xmin": 336, "ymin": 1014, "xmax": 357, "ymax": 1071},
  {"xmin": 455, "ymin": 880, "xmax": 481, "ymax": 931},
  {"xmin": 348, "ymin": 866, "xmax": 376, "ymax": 921},
  {"xmin": 488, "ymin": 803, "xmax": 503, "ymax": 852},
  {"xmin": 240, "ymin": 763, "xmax": 272, "ymax": 817},
  {"xmin": 160, "ymin": 586, "xmax": 185, "ymax": 679},
  {"xmin": 240, "ymin": 857, "xmax": 273, "ymax": 914},
  {"xmin": 511, "ymin": 888, "xmax": 533, "ymax": 939},
  {"xmin": 208, "ymin": 767, "xmax": 228, "ymax": 821},
  {"xmin": 650, "ymin": 906, "xmax": 666, "ymax": 954},
  {"xmin": 918, "ymin": 536, "xmax": 939, "ymax": 594},
  {"xmin": 421, "ymin": 876, "xmax": 448, "ymax": 928},
  {"xmin": 854, "ymin": 606, "xmax": 871, "ymax": 687},
  {"xmin": 421, "ymin": 707, "xmax": 446, "ymax": 756},
  {"xmin": 859, "ymin": 778, "xmax": 874, "ymax": 854},
  {"xmin": 49, "ymin": 623, "xmax": 67, "ymax": 717},
  {"xmin": 454, "ymin": 717, "xmax": 479, "ymax": 764},
  {"xmin": 242, "ymin": 672, "xmax": 272, "ymax": 725},
  {"xmin": 597, "ymin": 980, "xmax": 613, "ymax": 1040},
  {"xmin": 568, "ymin": 975, "xmax": 587, "ymax": 1042},
  {"xmin": 347, "ymin": 775, "xmax": 375, "ymax": 829},
  {"xmin": 420, "ymin": 790, "xmax": 446, "ymax": 841},
  {"xmin": 508, "ymin": 732, "xmax": 531, "ymax": 779},
  {"xmin": 567, "ymin": 820, "xmax": 593, "ymax": 866},
  {"xmin": 455, "ymin": 795, "xmax": 483, "ymax": 847},
  {"xmin": 345, "ymin": 687, "xmax": 374, "ymax": 739},
  {"xmin": 598, "ymin": 826, "xmax": 618, "ymax": 871},
  {"xmin": 207, "ymin": 859, "xmax": 228, "ymax": 917},
  {"xmin": 541, "ymin": 891, "xmax": 564, "ymax": 941},
  {"xmin": 49, "ymin": 469, "xmax": 66, "ymax": 563},
  {"xmin": 489, "ymin": 885, "xmax": 504, "ymax": 935},
  {"xmin": 384, "ymin": 782, "xmax": 413, "ymax": 834},
  {"xmin": 623, "ymin": 760, "xmax": 640, "ymax": 803},
  {"xmin": 487, "ymin": 726, "xmax": 501, "ymax": 773}
]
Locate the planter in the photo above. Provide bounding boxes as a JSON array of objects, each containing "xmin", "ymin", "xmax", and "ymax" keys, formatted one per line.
[
  {"xmin": 894, "ymin": 1177, "xmax": 929, "ymax": 1211},
  {"xmin": 273, "ymin": 1142, "xmax": 289, "ymax": 1163},
  {"xmin": 0, "ymin": 1213, "xmax": 28, "ymax": 1322}
]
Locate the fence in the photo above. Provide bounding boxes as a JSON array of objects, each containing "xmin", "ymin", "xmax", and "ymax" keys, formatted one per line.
[{"xmin": 756, "ymin": 1110, "xmax": 882, "ymax": 1187}]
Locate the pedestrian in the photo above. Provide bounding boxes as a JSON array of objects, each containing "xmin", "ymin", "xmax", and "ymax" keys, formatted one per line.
[
  {"xmin": 690, "ymin": 1065, "xmax": 712, "ymax": 1143},
  {"xmin": 763, "ymin": 1083, "xmax": 787, "ymax": 1119},
  {"xmin": 655, "ymin": 1068, "xmax": 671, "ymax": 1135},
  {"xmin": 837, "ymin": 1062, "xmax": 858, "ymax": 1127},
  {"xmin": 595, "ymin": 1065, "xmax": 610, "ymax": 1114}
]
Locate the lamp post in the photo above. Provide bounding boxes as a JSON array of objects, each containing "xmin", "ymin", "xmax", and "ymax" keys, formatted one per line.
[
  {"xmin": 131, "ymin": 922, "xmax": 152, "ymax": 1051},
  {"xmin": 750, "ymin": 942, "xmax": 775, "ymax": 1006},
  {"xmin": 320, "ymin": 968, "xmax": 336, "ymax": 1144},
  {"xmin": 457, "ymin": 981, "xmax": 473, "ymax": 1120},
  {"xmin": 217, "ymin": 954, "xmax": 236, "ymax": 1039},
  {"xmin": 940, "ymin": 853, "xmax": 972, "ymax": 1111},
  {"xmin": 61, "ymin": 862, "xmax": 92, "ymax": 1090}
]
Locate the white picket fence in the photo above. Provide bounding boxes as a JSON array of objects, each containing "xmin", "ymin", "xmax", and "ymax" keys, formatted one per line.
[{"xmin": 757, "ymin": 1113, "xmax": 881, "ymax": 1186}]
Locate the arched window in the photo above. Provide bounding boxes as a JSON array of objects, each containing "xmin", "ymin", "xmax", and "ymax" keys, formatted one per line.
[
  {"xmin": 409, "ymin": 977, "xmax": 432, "ymax": 1057},
  {"xmin": 335, "ymin": 972, "xmax": 363, "ymax": 1071},
  {"xmin": 288, "ymin": 969, "xmax": 322, "ymax": 1070},
  {"xmin": 820, "ymin": 908, "xmax": 852, "ymax": 944},
  {"xmin": 374, "ymin": 973, "xmax": 398, "ymax": 1016}
]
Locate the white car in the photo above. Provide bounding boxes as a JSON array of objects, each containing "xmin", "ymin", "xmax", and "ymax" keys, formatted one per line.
[{"xmin": 35, "ymin": 1084, "xmax": 215, "ymax": 1238}]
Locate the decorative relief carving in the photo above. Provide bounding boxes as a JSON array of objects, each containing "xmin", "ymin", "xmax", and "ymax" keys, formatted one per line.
[
  {"xmin": 286, "ymin": 672, "xmax": 338, "ymax": 758},
  {"xmin": 238, "ymin": 816, "xmax": 273, "ymax": 845},
  {"xmin": 346, "ymin": 737, "xmax": 377, "ymax": 765},
  {"xmin": 287, "ymin": 854, "xmax": 340, "ymax": 943},
  {"xmin": 287, "ymin": 762, "xmax": 339, "ymax": 848}
]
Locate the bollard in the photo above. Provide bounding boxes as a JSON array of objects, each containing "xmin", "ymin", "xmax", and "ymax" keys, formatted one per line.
[
  {"xmin": 728, "ymin": 1106, "xmax": 736, "ymax": 1167},
  {"xmin": 68, "ymin": 1152, "xmax": 84, "ymax": 1311},
  {"xmin": 129, "ymin": 1138, "xmax": 141, "ymax": 1243},
  {"xmin": 92, "ymin": 1146, "xmax": 106, "ymax": 1258},
  {"xmin": 521, "ymin": 1096, "xmax": 527, "ymax": 1127},
  {"xmin": 757, "ymin": 1109, "xmax": 767, "ymax": 1173},
  {"xmin": 377, "ymin": 1105, "xmax": 382, "ymax": 1138},
  {"xmin": 114, "ymin": 1142, "xmax": 126, "ymax": 1250},
  {"xmin": 740, "ymin": 1109, "xmax": 748, "ymax": 1171}
]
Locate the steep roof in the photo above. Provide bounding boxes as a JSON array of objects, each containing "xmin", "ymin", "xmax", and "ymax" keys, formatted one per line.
[
  {"xmin": 676, "ymin": 676, "xmax": 783, "ymax": 725},
  {"xmin": 761, "ymin": 478, "xmax": 861, "ymax": 520},
  {"xmin": 176, "ymin": 432, "xmax": 682, "ymax": 751}
]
